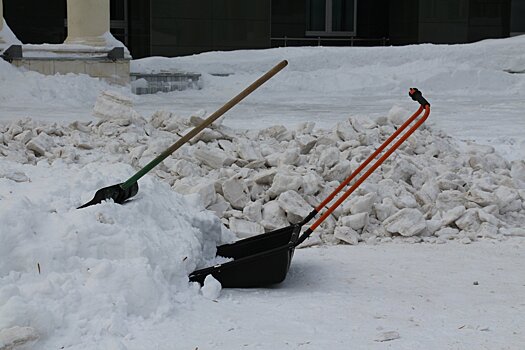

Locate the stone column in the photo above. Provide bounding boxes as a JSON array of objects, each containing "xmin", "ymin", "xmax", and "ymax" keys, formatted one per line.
[{"xmin": 65, "ymin": 0, "xmax": 111, "ymax": 46}]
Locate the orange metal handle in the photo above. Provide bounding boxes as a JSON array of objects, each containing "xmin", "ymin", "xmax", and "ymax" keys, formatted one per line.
[
  {"xmin": 314, "ymin": 105, "xmax": 425, "ymax": 212},
  {"xmin": 296, "ymin": 96, "xmax": 431, "ymax": 245}
]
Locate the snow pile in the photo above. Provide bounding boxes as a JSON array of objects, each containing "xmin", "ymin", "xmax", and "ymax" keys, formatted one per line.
[
  {"xmin": 136, "ymin": 105, "xmax": 525, "ymax": 246},
  {"xmin": 1, "ymin": 35, "xmax": 523, "ymax": 122},
  {"xmin": 1, "ymin": 93, "xmax": 524, "ymax": 251},
  {"xmin": 0, "ymin": 56, "xmax": 128, "ymax": 113},
  {"xmin": 0, "ymin": 150, "xmax": 232, "ymax": 348},
  {"xmin": 132, "ymin": 35, "xmax": 525, "ymax": 96}
]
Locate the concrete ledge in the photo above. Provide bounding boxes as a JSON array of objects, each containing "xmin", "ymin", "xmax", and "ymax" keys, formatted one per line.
[
  {"xmin": 2, "ymin": 44, "xmax": 130, "ymax": 85},
  {"xmin": 11, "ymin": 58, "xmax": 130, "ymax": 85}
]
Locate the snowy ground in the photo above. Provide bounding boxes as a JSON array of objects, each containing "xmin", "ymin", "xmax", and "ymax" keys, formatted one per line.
[
  {"xmin": 1, "ymin": 37, "xmax": 525, "ymax": 349},
  {"xmin": 125, "ymin": 241, "xmax": 525, "ymax": 350}
]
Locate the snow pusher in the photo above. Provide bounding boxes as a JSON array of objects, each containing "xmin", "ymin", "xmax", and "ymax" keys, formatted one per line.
[
  {"xmin": 189, "ymin": 88, "xmax": 431, "ymax": 288},
  {"xmin": 77, "ymin": 60, "xmax": 289, "ymax": 209}
]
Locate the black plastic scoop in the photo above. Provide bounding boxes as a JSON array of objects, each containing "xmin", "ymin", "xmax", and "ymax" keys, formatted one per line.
[
  {"xmin": 77, "ymin": 183, "xmax": 138, "ymax": 209},
  {"xmin": 189, "ymin": 89, "xmax": 431, "ymax": 288},
  {"xmin": 77, "ymin": 60, "xmax": 288, "ymax": 209}
]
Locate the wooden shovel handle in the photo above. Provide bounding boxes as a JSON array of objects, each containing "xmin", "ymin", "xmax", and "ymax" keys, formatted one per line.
[{"xmin": 121, "ymin": 60, "xmax": 288, "ymax": 189}]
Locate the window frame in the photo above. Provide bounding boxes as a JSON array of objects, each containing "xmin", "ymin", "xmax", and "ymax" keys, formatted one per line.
[{"xmin": 306, "ymin": 0, "xmax": 357, "ymax": 37}]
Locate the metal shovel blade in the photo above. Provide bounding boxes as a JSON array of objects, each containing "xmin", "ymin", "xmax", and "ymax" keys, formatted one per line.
[{"xmin": 77, "ymin": 182, "xmax": 139, "ymax": 209}]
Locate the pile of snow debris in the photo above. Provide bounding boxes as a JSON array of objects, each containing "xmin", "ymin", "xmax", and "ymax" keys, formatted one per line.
[
  {"xmin": 0, "ymin": 143, "xmax": 233, "ymax": 348},
  {"xmin": 2, "ymin": 91, "xmax": 525, "ymax": 248}
]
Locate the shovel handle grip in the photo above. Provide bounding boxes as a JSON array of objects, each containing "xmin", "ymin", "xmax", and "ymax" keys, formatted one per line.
[
  {"xmin": 121, "ymin": 60, "xmax": 288, "ymax": 190},
  {"xmin": 409, "ymin": 88, "xmax": 430, "ymax": 107}
]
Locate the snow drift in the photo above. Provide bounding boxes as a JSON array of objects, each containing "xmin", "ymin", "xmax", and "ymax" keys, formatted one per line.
[{"xmin": 0, "ymin": 157, "xmax": 232, "ymax": 348}]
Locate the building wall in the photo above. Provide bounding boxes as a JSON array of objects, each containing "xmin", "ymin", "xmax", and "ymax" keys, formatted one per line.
[
  {"xmin": 2, "ymin": 0, "xmax": 518, "ymax": 58},
  {"xmin": 271, "ymin": 0, "xmax": 388, "ymax": 47},
  {"xmin": 150, "ymin": 0, "xmax": 271, "ymax": 57},
  {"xmin": 418, "ymin": 0, "xmax": 469, "ymax": 44},
  {"xmin": 389, "ymin": 0, "xmax": 419, "ymax": 45},
  {"xmin": 356, "ymin": 0, "xmax": 389, "ymax": 41},
  {"xmin": 271, "ymin": 0, "xmax": 307, "ymax": 39},
  {"xmin": 3, "ymin": 0, "xmax": 148, "ymax": 58},
  {"xmin": 128, "ymin": 0, "xmax": 151, "ymax": 58},
  {"xmin": 389, "ymin": 0, "xmax": 511, "ymax": 45},
  {"xmin": 511, "ymin": 0, "xmax": 525, "ymax": 34},
  {"xmin": 468, "ymin": 0, "xmax": 511, "ymax": 42}
]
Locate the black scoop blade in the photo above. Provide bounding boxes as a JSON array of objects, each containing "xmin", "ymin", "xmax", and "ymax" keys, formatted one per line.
[{"xmin": 77, "ymin": 182, "xmax": 139, "ymax": 209}]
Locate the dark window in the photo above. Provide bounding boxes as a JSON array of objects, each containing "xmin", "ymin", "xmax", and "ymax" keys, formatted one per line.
[
  {"xmin": 306, "ymin": 0, "xmax": 356, "ymax": 35},
  {"xmin": 332, "ymin": 0, "xmax": 355, "ymax": 31},
  {"xmin": 308, "ymin": 0, "xmax": 326, "ymax": 31}
]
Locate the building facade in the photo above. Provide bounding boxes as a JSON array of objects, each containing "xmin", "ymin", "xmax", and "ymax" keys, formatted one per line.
[{"xmin": 3, "ymin": 0, "xmax": 524, "ymax": 58}]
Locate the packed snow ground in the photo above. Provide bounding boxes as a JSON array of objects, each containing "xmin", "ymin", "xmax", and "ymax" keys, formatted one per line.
[{"xmin": 0, "ymin": 36, "xmax": 524, "ymax": 349}]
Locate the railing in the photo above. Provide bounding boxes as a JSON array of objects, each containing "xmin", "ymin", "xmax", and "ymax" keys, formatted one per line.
[
  {"xmin": 130, "ymin": 72, "xmax": 202, "ymax": 95},
  {"xmin": 271, "ymin": 36, "xmax": 389, "ymax": 47}
]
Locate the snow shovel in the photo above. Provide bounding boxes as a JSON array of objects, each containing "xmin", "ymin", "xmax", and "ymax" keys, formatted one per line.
[
  {"xmin": 77, "ymin": 60, "xmax": 288, "ymax": 209},
  {"xmin": 189, "ymin": 88, "xmax": 431, "ymax": 288}
]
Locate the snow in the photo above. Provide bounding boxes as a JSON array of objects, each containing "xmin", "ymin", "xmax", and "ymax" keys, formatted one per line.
[
  {"xmin": 124, "ymin": 242, "xmax": 525, "ymax": 349},
  {"xmin": 1, "ymin": 36, "xmax": 525, "ymax": 349},
  {"xmin": 21, "ymin": 32, "xmax": 131, "ymax": 58},
  {"xmin": 201, "ymin": 275, "xmax": 222, "ymax": 300},
  {"xmin": 0, "ymin": 22, "xmax": 21, "ymax": 48},
  {"xmin": 0, "ymin": 159, "xmax": 232, "ymax": 348}
]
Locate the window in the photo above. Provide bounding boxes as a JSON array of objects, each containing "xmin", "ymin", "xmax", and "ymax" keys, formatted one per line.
[
  {"xmin": 332, "ymin": 0, "xmax": 355, "ymax": 32},
  {"xmin": 308, "ymin": 0, "xmax": 326, "ymax": 31},
  {"xmin": 306, "ymin": 0, "xmax": 356, "ymax": 36}
]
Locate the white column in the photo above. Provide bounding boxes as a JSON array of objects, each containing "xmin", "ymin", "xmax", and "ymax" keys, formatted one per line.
[{"xmin": 65, "ymin": 0, "xmax": 111, "ymax": 46}]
